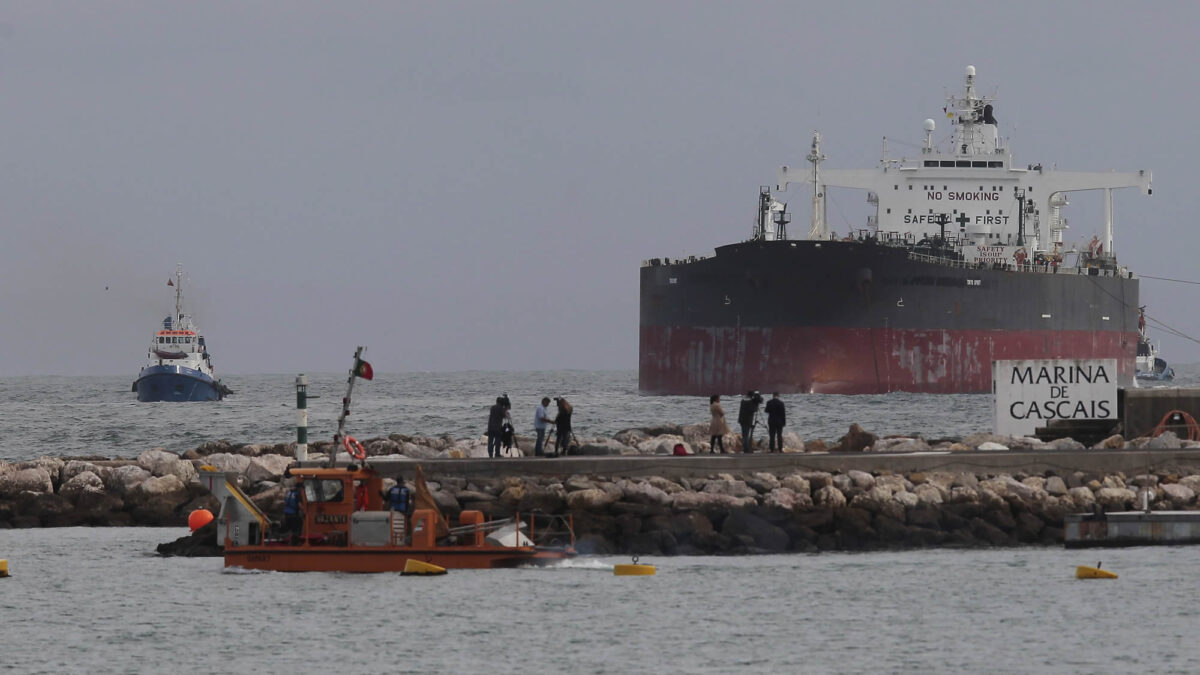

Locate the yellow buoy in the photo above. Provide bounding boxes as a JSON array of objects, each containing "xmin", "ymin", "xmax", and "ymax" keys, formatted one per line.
[
  {"xmin": 401, "ymin": 559, "xmax": 447, "ymax": 576},
  {"xmin": 614, "ymin": 556, "xmax": 656, "ymax": 576},
  {"xmin": 0, "ymin": 559, "xmax": 9, "ymax": 578},
  {"xmin": 1076, "ymin": 564, "xmax": 1118, "ymax": 579}
]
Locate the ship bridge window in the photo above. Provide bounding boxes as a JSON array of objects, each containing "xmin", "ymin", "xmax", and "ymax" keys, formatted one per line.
[
  {"xmin": 988, "ymin": 161, "xmax": 1003, "ymax": 168},
  {"xmin": 305, "ymin": 479, "xmax": 345, "ymax": 503},
  {"xmin": 940, "ymin": 161, "xmax": 955, "ymax": 167},
  {"xmin": 972, "ymin": 161, "xmax": 987, "ymax": 168},
  {"xmin": 924, "ymin": 161, "xmax": 938, "ymax": 167},
  {"xmin": 956, "ymin": 161, "xmax": 970, "ymax": 167}
]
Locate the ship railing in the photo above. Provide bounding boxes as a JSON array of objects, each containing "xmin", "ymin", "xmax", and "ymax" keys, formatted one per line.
[{"xmin": 906, "ymin": 251, "xmax": 1134, "ymax": 279}]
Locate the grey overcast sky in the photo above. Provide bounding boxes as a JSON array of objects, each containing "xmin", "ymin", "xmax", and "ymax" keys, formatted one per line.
[{"xmin": 2, "ymin": 1, "xmax": 1199, "ymax": 376}]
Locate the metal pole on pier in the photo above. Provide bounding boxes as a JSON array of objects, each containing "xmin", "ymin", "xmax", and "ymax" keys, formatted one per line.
[{"xmin": 295, "ymin": 374, "xmax": 308, "ymax": 462}]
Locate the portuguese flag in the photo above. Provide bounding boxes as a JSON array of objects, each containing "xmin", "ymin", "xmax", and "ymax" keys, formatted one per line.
[{"xmin": 353, "ymin": 358, "xmax": 373, "ymax": 380}]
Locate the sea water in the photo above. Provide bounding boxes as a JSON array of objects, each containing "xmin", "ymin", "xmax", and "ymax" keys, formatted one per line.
[
  {"xmin": 4, "ymin": 370, "xmax": 1200, "ymax": 673},
  {"xmin": 5, "ymin": 367, "xmax": 1197, "ymax": 462},
  {"xmin": 2, "ymin": 527, "xmax": 1197, "ymax": 674}
]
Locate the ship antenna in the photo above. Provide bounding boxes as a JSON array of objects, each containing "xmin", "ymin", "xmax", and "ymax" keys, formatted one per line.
[
  {"xmin": 175, "ymin": 263, "xmax": 183, "ymax": 321},
  {"xmin": 807, "ymin": 131, "xmax": 826, "ymax": 240}
]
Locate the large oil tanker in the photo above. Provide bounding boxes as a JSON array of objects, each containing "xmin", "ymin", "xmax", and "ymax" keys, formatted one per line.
[{"xmin": 639, "ymin": 66, "xmax": 1152, "ymax": 395}]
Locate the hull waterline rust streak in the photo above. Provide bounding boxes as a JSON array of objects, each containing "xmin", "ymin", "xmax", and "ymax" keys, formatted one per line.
[
  {"xmin": 640, "ymin": 325, "xmax": 1137, "ymax": 395},
  {"xmin": 639, "ymin": 66, "xmax": 1151, "ymax": 395}
]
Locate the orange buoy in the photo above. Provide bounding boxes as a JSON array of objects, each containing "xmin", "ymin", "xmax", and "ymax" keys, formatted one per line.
[{"xmin": 188, "ymin": 508, "xmax": 215, "ymax": 532}]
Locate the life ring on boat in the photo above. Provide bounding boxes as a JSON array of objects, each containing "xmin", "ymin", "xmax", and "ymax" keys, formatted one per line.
[{"xmin": 343, "ymin": 435, "xmax": 367, "ymax": 461}]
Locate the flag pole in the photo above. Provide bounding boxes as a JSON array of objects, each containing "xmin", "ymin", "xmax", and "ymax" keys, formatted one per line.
[{"xmin": 331, "ymin": 345, "xmax": 364, "ymax": 467}]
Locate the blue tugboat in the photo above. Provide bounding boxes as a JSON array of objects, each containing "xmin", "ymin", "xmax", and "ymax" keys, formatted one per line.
[{"xmin": 132, "ymin": 265, "xmax": 231, "ymax": 402}]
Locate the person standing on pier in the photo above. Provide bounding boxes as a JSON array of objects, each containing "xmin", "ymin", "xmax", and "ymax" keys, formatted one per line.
[
  {"xmin": 552, "ymin": 397, "xmax": 573, "ymax": 457},
  {"xmin": 737, "ymin": 391, "xmax": 762, "ymax": 453},
  {"xmin": 533, "ymin": 397, "xmax": 553, "ymax": 457},
  {"xmin": 486, "ymin": 396, "xmax": 507, "ymax": 458},
  {"xmin": 709, "ymin": 394, "xmax": 730, "ymax": 453},
  {"xmin": 765, "ymin": 393, "xmax": 786, "ymax": 453}
]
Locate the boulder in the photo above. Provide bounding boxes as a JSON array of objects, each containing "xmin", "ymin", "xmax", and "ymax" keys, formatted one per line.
[
  {"xmin": 637, "ymin": 435, "xmax": 688, "ymax": 455},
  {"xmin": 619, "ymin": 480, "xmax": 672, "ymax": 507},
  {"xmin": 1045, "ymin": 476, "xmax": 1069, "ymax": 496},
  {"xmin": 780, "ymin": 474, "xmax": 811, "ymax": 496},
  {"xmin": 399, "ymin": 443, "xmax": 440, "ymax": 459},
  {"xmin": 763, "ymin": 487, "xmax": 811, "ymax": 512},
  {"xmin": 200, "ymin": 453, "xmax": 252, "ymax": 476},
  {"xmin": 836, "ymin": 424, "xmax": 877, "ymax": 452},
  {"xmin": 1095, "ymin": 487, "xmax": 1136, "ymax": 508},
  {"xmin": 847, "ymin": 470, "xmax": 875, "ymax": 490},
  {"xmin": 962, "ymin": 432, "xmax": 1014, "ymax": 447},
  {"xmin": 744, "ymin": 472, "xmax": 781, "ymax": 493},
  {"xmin": 803, "ymin": 439, "xmax": 829, "ymax": 453},
  {"xmin": 566, "ymin": 488, "xmax": 620, "ymax": 511},
  {"xmin": 1048, "ymin": 438, "xmax": 1086, "ymax": 451},
  {"xmin": 245, "ymin": 455, "xmax": 295, "ymax": 483},
  {"xmin": 0, "ymin": 467, "xmax": 54, "ymax": 498},
  {"xmin": 613, "ymin": 428, "xmax": 649, "ymax": 447},
  {"xmin": 60, "ymin": 471, "xmax": 105, "ymax": 502},
  {"xmin": 977, "ymin": 442, "xmax": 1008, "ymax": 451},
  {"xmin": 139, "ymin": 449, "xmax": 198, "ymax": 484},
  {"xmin": 131, "ymin": 474, "xmax": 190, "ymax": 512},
  {"xmin": 800, "ymin": 471, "xmax": 833, "ymax": 489},
  {"xmin": 913, "ymin": 483, "xmax": 944, "ymax": 506},
  {"xmin": 646, "ymin": 477, "xmax": 685, "ymax": 494},
  {"xmin": 721, "ymin": 511, "xmax": 789, "ymax": 552},
  {"xmin": 781, "ymin": 431, "xmax": 805, "ymax": 452},
  {"xmin": 105, "ymin": 465, "xmax": 151, "ymax": 495},
  {"xmin": 1178, "ymin": 475, "xmax": 1200, "ymax": 494},
  {"xmin": 62, "ymin": 460, "xmax": 105, "ymax": 483},
  {"xmin": 1093, "ymin": 434, "xmax": 1126, "ymax": 450},
  {"xmin": 1160, "ymin": 483, "xmax": 1196, "ymax": 506},
  {"xmin": 702, "ymin": 479, "xmax": 758, "ymax": 499},
  {"xmin": 813, "ymin": 485, "xmax": 846, "ymax": 508},
  {"xmin": 670, "ymin": 491, "xmax": 755, "ymax": 513},
  {"xmin": 574, "ymin": 438, "xmax": 632, "ymax": 456},
  {"xmin": 1146, "ymin": 432, "xmax": 1183, "ymax": 450}
]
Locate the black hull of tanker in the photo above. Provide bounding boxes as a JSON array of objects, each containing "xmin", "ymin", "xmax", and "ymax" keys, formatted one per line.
[{"xmin": 639, "ymin": 240, "xmax": 1138, "ymax": 395}]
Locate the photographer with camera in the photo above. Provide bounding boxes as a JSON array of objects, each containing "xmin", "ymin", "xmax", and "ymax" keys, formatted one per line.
[
  {"xmin": 737, "ymin": 390, "xmax": 763, "ymax": 453},
  {"xmin": 486, "ymin": 394, "xmax": 512, "ymax": 459},
  {"xmin": 551, "ymin": 396, "xmax": 573, "ymax": 458}
]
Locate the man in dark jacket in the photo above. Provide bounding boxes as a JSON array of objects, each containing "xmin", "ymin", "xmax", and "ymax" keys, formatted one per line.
[
  {"xmin": 737, "ymin": 391, "xmax": 762, "ymax": 453},
  {"xmin": 765, "ymin": 392, "xmax": 786, "ymax": 453},
  {"xmin": 486, "ymin": 396, "xmax": 506, "ymax": 458}
]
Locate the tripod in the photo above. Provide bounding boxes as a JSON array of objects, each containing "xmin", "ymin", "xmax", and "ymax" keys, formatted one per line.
[{"xmin": 545, "ymin": 424, "xmax": 579, "ymax": 457}]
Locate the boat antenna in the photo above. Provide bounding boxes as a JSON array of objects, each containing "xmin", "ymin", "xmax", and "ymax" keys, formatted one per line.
[{"xmin": 331, "ymin": 345, "xmax": 365, "ymax": 467}]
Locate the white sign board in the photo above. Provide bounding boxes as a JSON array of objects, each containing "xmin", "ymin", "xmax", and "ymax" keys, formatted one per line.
[{"xmin": 993, "ymin": 359, "xmax": 1117, "ymax": 437}]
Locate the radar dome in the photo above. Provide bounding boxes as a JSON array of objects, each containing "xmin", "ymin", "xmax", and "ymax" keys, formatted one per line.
[
  {"xmin": 924, "ymin": 119, "xmax": 936, "ymax": 132},
  {"xmin": 966, "ymin": 65, "xmax": 976, "ymax": 77}
]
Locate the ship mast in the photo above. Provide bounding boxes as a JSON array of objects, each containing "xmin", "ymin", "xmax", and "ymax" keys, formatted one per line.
[
  {"xmin": 174, "ymin": 263, "xmax": 184, "ymax": 323},
  {"xmin": 807, "ymin": 131, "xmax": 826, "ymax": 240}
]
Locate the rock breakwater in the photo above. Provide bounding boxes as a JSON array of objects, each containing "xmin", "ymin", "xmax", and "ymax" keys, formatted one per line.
[{"xmin": 4, "ymin": 426, "xmax": 1200, "ymax": 554}]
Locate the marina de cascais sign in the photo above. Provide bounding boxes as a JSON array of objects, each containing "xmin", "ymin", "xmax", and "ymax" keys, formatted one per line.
[{"xmin": 992, "ymin": 359, "xmax": 1117, "ymax": 437}]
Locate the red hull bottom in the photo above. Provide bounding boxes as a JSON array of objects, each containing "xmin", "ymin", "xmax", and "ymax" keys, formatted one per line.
[
  {"xmin": 640, "ymin": 326, "xmax": 1137, "ymax": 395},
  {"xmin": 225, "ymin": 545, "xmax": 573, "ymax": 572}
]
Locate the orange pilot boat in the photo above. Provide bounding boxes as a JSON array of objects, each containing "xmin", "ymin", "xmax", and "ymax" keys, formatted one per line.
[
  {"xmin": 200, "ymin": 462, "xmax": 576, "ymax": 572},
  {"xmin": 197, "ymin": 346, "xmax": 576, "ymax": 572}
]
